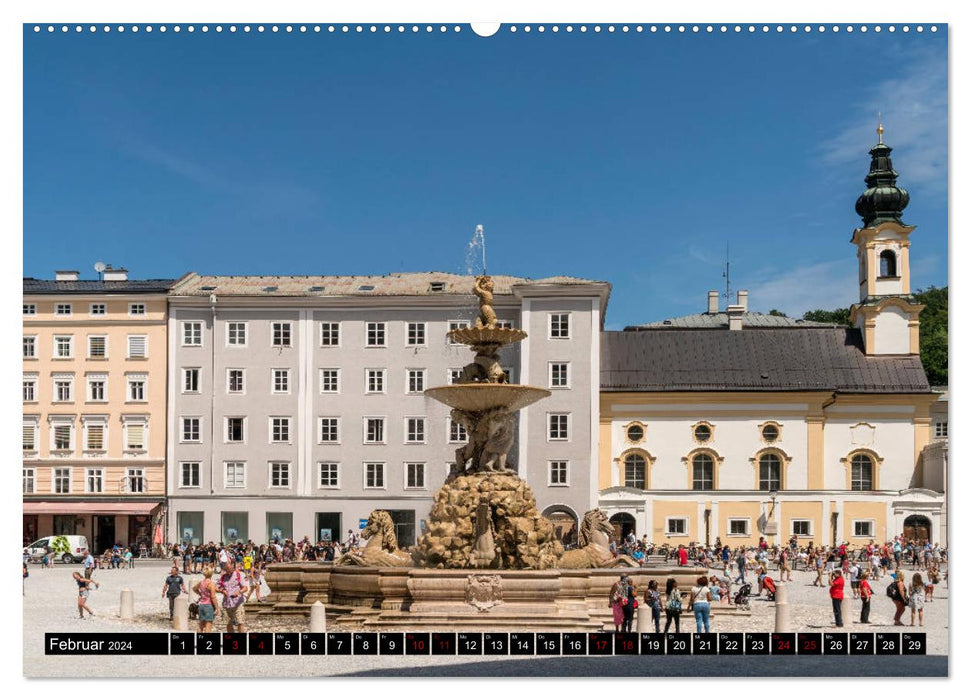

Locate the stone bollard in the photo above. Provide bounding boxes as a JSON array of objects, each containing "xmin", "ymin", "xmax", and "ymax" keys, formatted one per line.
[
  {"xmin": 309, "ymin": 601, "xmax": 327, "ymax": 633},
  {"xmin": 172, "ymin": 597, "xmax": 189, "ymax": 631},
  {"xmin": 774, "ymin": 582, "xmax": 791, "ymax": 633},
  {"xmin": 636, "ymin": 605, "xmax": 651, "ymax": 633},
  {"xmin": 119, "ymin": 588, "xmax": 135, "ymax": 620}
]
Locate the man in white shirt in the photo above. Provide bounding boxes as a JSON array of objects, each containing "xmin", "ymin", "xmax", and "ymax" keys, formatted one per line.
[
  {"xmin": 848, "ymin": 562, "xmax": 861, "ymax": 598},
  {"xmin": 218, "ymin": 547, "xmax": 230, "ymax": 572},
  {"xmin": 83, "ymin": 550, "xmax": 95, "ymax": 579}
]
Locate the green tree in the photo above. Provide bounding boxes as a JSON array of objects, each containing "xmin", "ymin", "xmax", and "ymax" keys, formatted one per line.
[
  {"xmin": 767, "ymin": 309, "xmax": 788, "ymax": 317},
  {"xmin": 914, "ymin": 286, "xmax": 948, "ymax": 386},
  {"xmin": 802, "ymin": 308, "xmax": 851, "ymax": 326}
]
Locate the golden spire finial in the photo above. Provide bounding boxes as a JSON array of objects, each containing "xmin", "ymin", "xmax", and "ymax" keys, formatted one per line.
[{"xmin": 877, "ymin": 112, "xmax": 884, "ymax": 144}]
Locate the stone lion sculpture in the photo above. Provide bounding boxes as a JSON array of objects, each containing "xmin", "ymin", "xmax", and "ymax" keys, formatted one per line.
[
  {"xmin": 558, "ymin": 508, "xmax": 640, "ymax": 569},
  {"xmin": 336, "ymin": 510, "xmax": 415, "ymax": 567}
]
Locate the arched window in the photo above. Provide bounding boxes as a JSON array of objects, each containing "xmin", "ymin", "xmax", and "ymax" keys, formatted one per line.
[
  {"xmin": 759, "ymin": 453, "xmax": 781, "ymax": 491},
  {"xmin": 692, "ymin": 453, "xmax": 714, "ymax": 490},
  {"xmin": 624, "ymin": 453, "xmax": 646, "ymax": 490},
  {"xmin": 879, "ymin": 250, "xmax": 897, "ymax": 277},
  {"xmin": 851, "ymin": 454, "xmax": 874, "ymax": 491}
]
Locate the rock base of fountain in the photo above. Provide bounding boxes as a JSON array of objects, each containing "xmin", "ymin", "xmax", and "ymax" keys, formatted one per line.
[{"xmin": 415, "ymin": 471, "xmax": 563, "ymax": 570}]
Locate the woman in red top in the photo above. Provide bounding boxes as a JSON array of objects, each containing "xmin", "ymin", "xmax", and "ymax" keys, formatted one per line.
[
  {"xmin": 858, "ymin": 570, "xmax": 873, "ymax": 623},
  {"xmin": 829, "ymin": 570, "xmax": 845, "ymax": 627},
  {"xmin": 677, "ymin": 546, "xmax": 688, "ymax": 567}
]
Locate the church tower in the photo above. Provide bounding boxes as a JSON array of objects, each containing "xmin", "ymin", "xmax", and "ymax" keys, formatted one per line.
[{"xmin": 849, "ymin": 121, "xmax": 923, "ymax": 355}]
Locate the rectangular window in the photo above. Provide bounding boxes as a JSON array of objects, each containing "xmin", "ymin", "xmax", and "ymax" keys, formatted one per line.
[
  {"xmin": 407, "ymin": 368, "xmax": 426, "ymax": 394},
  {"xmin": 127, "ymin": 335, "xmax": 147, "ymax": 358},
  {"xmin": 128, "ymin": 303, "xmax": 146, "ymax": 316},
  {"xmin": 86, "ymin": 468, "xmax": 104, "ymax": 493},
  {"xmin": 227, "ymin": 369, "xmax": 245, "ymax": 393},
  {"xmin": 407, "ymin": 322, "xmax": 426, "ymax": 346},
  {"xmin": 88, "ymin": 336, "xmax": 107, "ymax": 358},
  {"xmin": 319, "ymin": 417, "xmax": 340, "ymax": 443},
  {"xmin": 53, "ymin": 424, "xmax": 72, "ymax": 450},
  {"xmin": 497, "ymin": 320, "xmax": 514, "ymax": 329},
  {"xmin": 55, "ymin": 303, "xmax": 72, "ymax": 316},
  {"xmin": 549, "ymin": 313, "xmax": 571, "ymax": 339},
  {"xmin": 271, "ymin": 322, "xmax": 292, "ymax": 347},
  {"xmin": 366, "ymin": 368, "xmax": 386, "ymax": 393},
  {"xmin": 227, "ymin": 322, "xmax": 247, "ymax": 346},
  {"xmin": 791, "ymin": 520, "xmax": 813, "ymax": 537},
  {"xmin": 365, "ymin": 462, "xmax": 385, "ymax": 488},
  {"xmin": 125, "ymin": 423, "xmax": 145, "ymax": 450},
  {"xmin": 318, "ymin": 462, "xmax": 339, "ymax": 488},
  {"xmin": 128, "ymin": 378, "xmax": 146, "ymax": 402},
  {"xmin": 269, "ymin": 462, "xmax": 291, "ymax": 488},
  {"xmin": 853, "ymin": 520, "xmax": 875, "ymax": 538},
  {"xmin": 406, "ymin": 462, "xmax": 425, "ymax": 489},
  {"xmin": 448, "ymin": 368, "xmax": 462, "ymax": 385},
  {"xmin": 23, "ymin": 336, "xmax": 36, "ymax": 358},
  {"xmin": 224, "ymin": 462, "xmax": 246, "ymax": 488},
  {"xmin": 180, "ymin": 462, "xmax": 200, "ymax": 488},
  {"xmin": 366, "ymin": 322, "xmax": 386, "ymax": 347},
  {"xmin": 320, "ymin": 369, "xmax": 340, "ymax": 393},
  {"xmin": 23, "ymin": 468, "xmax": 35, "ymax": 494},
  {"xmin": 934, "ymin": 421, "xmax": 948, "ymax": 439},
  {"xmin": 272, "ymin": 369, "xmax": 290, "ymax": 394},
  {"xmin": 88, "ymin": 378, "xmax": 106, "ymax": 401},
  {"xmin": 447, "ymin": 320, "xmax": 470, "ymax": 345},
  {"xmin": 54, "ymin": 379, "xmax": 73, "ymax": 402},
  {"xmin": 23, "ymin": 303, "xmax": 36, "ymax": 316},
  {"xmin": 181, "ymin": 417, "xmax": 201, "ymax": 442},
  {"xmin": 365, "ymin": 417, "xmax": 385, "ymax": 444},
  {"xmin": 548, "ymin": 413, "xmax": 569, "ymax": 440},
  {"xmin": 23, "ymin": 424, "xmax": 36, "ymax": 451},
  {"xmin": 86, "ymin": 424, "xmax": 105, "ymax": 451},
  {"xmin": 182, "ymin": 368, "xmax": 200, "ymax": 393},
  {"xmin": 182, "ymin": 322, "xmax": 202, "ymax": 346},
  {"xmin": 728, "ymin": 519, "xmax": 750, "ymax": 536},
  {"xmin": 54, "ymin": 468, "xmax": 71, "ymax": 494},
  {"xmin": 666, "ymin": 518, "xmax": 688, "ymax": 536},
  {"xmin": 226, "ymin": 418, "xmax": 245, "ymax": 443},
  {"xmin": 549, "ymin": 460, "xmax": 569, "ymax": 486},
  {"xmin": 549, "ymin": 362, "xmax": 569, "ymax": 388},
  {"xmin": 89, "ymin": 303, "xmax": 106, "ymax": 316},
  {"xmin": 23, "ymin": 378, "xmax": 36, "ymax": 402},
  {"xmin": 320, "ymin": 322, "xmax": 340, "ymax": 346},
  {"xmin": 449, "ymin": 418, "xmax": 467, "ymax": 443},
  {"xmin": 271, "ymin": 417, "xmax": 291, "ymax": 443},
  {"xmin": 406, "ymin": 417, "xmax": 426, "ymax": 443},
  {"xmin": 54, "ymin": 335, "xmax": 73, "ymax": 358}
]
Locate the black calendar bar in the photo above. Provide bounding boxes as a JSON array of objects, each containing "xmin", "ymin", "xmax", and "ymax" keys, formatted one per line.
[{"xmin": 43, "ymin": 632, "xmax": 924, "ymax": 655}]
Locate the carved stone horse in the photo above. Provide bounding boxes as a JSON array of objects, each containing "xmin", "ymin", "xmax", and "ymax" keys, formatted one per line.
[
  {"xmin": 559, "ymin": 509, "xmax": 640, "ymax": 569},
  {"xmin": 336, "ymin": 510, "xmax": 414, "ymax": 567}
]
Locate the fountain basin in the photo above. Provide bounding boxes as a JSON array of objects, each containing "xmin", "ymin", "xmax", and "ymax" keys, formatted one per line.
[
  {"xmin": 425, "ymin": 383, "xmax": 551, "ymax": 413},
  {"xmin": 447, "ymin": 326, "xmax": 527, "ymax": 346}
]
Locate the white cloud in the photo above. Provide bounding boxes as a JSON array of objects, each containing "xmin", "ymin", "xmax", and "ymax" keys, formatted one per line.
[
  {"xmin": 818, "ymin": 46, "xmax": 946, "ymax": 193},
  {"xmin": 746, "ymin": 259, "xmax": 857, "ymax": 316}
]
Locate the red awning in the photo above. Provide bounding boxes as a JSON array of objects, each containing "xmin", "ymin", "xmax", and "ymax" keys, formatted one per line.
[{"xmin": 23, "ymin": 501, "xmax": 161, "ymax": 515}]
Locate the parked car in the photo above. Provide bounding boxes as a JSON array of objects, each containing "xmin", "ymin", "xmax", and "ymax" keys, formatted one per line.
[{"xmin": 25, "ymin": 535, "xmax": 89, "ymax": 564}]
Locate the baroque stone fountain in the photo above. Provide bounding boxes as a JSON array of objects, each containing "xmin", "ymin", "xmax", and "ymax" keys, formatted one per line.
[{"xmin": 252, "ymin": 275, "xmax": 706, "ymax": 630}]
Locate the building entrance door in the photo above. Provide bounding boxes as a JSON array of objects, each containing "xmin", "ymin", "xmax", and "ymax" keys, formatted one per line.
[
  {"xmin": 386, "ymin": 510, "xmax": 416, "ymax": 548},
  {"xmin": 609, "ymin": 512, "xmax": 636, "ymax": 544},
  {"xmin": 95, "ymin": 515, "xmax": 115, "ymax": 553},
  {"xmin": 903, "ymin": 515, "xmax": 931, "ymax": 543},
  {"xmin": 315, "ymin": 512, "xmax": 342, "ymax": 543}
]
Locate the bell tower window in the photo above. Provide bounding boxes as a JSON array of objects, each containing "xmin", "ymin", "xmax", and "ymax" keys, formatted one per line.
[{"xmin": 879, "ymin": 250, "xmax": 898, "ymax": 278}]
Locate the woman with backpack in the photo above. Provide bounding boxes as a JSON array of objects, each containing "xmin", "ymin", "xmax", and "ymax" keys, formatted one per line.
[
  {"xmin": 889, "ymin": 570, "xmax": 908, "ymax": 625},
  {"xmin": 663, "ymin": 577, "xmax": 683, "ymax": 633},
  {"xmin": 644, "ymin": 579, "xmax": 662, "ymax": 633}
]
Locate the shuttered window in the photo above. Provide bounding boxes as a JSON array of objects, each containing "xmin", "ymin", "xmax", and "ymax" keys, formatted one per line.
[
  {"xmin": 23, "ymin": 424, "xmax": 36, "ymax": 451},
  {"xmin": 53, "ymin": 424, "xmax": 72, "ymax": 449},
  {"xmin": 88, "ymin": 336, "xmax": 106, "ymax": 358},
  {"xmin": 128, "ymin": 335, "xmax": 147, "ymax": 358},
  {"xmin": 86, "ymin": 424, "xmax": 105, "ymax": 450},
  {"xmin": 126, "ymin": 424, "xmax": 145, "ymax": 450}
]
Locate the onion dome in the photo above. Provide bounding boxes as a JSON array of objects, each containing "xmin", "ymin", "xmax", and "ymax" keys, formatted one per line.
[{"xmin": 855, "ymin": 120, "xmax": 910, "ymax": 227}]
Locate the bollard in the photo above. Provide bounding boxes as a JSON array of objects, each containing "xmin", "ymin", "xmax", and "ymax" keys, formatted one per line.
[
  {"xmin": 309, "ymin": 600, "xmax": 327, "ymax": 633},
  {"xmin": 774, "ymin": 582, "xmax": 791, "ymax": 633},
  {"xmin": 636, "ymin": 605, "xmax": 651, "ymax": 633},
  {"xmin": 173, "ymin": 597, "xmax": 189, "ymax": 631},
  {"xmin": 119, "ymin": 588, "xmax": 135, "ymax": 620}
]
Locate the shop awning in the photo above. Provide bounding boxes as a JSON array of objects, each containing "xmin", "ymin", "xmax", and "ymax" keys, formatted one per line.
[{"xmin": 23, "ymin": 501, "xmax": 162, "ymax": 515}]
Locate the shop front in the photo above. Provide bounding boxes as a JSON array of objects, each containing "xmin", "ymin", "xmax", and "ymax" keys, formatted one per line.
[{"xmin": 22, "ymin": 501, "xmax": 163, "ymax": 554}]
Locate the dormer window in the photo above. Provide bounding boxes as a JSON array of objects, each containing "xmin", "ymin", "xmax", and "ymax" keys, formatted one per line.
[
  {"xmin": 429, "ymin": 282, "xmax": 446, "ymax": 292},
  {"xmin": 879, "ymin": 250, "xmax": 898, "ymax": 278}
]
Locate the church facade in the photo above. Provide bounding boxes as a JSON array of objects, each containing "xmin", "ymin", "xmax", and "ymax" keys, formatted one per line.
[{"xmin": 596, "ymin": 130, "xmax": 946, "ymax": 548}]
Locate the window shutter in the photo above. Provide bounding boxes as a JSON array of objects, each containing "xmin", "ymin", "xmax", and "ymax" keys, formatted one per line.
[
  {"xmin": 22, "ymin": 425, "xmax": 35, "ymax": 450},
  {"xmin": 54, "ymin": 424, "xmax": 71, "ymax": 448},
  {"xmin": 128, "ymin": 336, "xmax": 147, "ymax": 358},
  {"xmin": 127, "ymin": 424, "xmax": 145, "ymax": 449},
  {"xmin": 89, "ymin": 337, "xmax": 106, "ymax": 357},
  {"xmin": 87, "ymin": 425, "xmax": 104, "ymax": 450}
]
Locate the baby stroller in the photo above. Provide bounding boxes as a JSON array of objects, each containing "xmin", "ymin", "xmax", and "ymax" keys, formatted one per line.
[
  {"xmin": 762, "ymin": 576, "xmax": 777, "ymax": 601},
  {"xmin": 734, "ymin": 583, "xmax": 752, "ymax": 610}
]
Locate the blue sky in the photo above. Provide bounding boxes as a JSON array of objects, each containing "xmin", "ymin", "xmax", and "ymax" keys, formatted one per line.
[{"xmin": 23, "ymin": 25, "xmax": 947, "ymax": 329}]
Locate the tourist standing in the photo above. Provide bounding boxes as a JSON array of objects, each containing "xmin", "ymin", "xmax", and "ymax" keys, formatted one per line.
[
  {"xmin": 909, "ymin": 572, "xmax": 926, "ymax": 627},
  {"xmin": 677, "ymin": 545, "xmax": 688, "ymax": 567},
  {"xmin": 859, "ymin": 571, "xmax": 873, "ymax": 623},
  {"xmin": 690, "ymin": 575, "xmax": 713, "ymax": 633},
  {"xmin": 829, "ymin": 570, "xmax": 845, "ymax": 627},
  {"xmin": 73, "ymin": 571, "xmax": 99, "ymax": 619},
  {"xmin": 891, "ymin": 570, "xmax": 908, "ymax": 626},
  {"xmin": 734, "ymin": 550, "xmax": 747, "ymax": 584},
  {"xmin": 83, "ymin": 550, "xmax": 95, "ymax": 580},
  {"xmin": 608, "ymin": 574, "xmax": 627, "ymax": 632},
  {"xmin": 663, "ymin": 578, "xmax": 683, "ymax": 633},
  {"xmin": 644, "ymin": 580, "xmax": 662, "ymax": 633},
  {"xmin": 217, "ymin": 559, "xmax": 249, "ymax": 633},
  {"xmin": 848, "ymin": 561, "xmax": 860, "ymax": 598},
  {"xmin": 192, "ymin": 568, "xmax": 219, "ymax": 633},
  {"xmin": 161, "ymin": 566, "xmax": 188, "ymax": 620}
]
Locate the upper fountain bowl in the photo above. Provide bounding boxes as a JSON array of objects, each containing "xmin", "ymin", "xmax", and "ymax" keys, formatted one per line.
[
  {"xmin": 447, "ymin": 326, "xmax": 527, "ymax": 347},
  {"xmin": 425, "ymin": 383, "xmax": 551, "ymax": 413}
]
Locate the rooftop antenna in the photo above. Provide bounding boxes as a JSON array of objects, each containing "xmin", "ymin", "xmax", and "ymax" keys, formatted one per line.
[
  {"xmin": 722, "ymin": 243, "xmax": 732, "ymax": 305},
  {"xmin": 94, "ymin": 261, "xmax": 106, "ymax": 281}
]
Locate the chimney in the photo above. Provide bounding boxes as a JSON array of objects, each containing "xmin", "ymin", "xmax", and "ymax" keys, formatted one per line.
[
  {"xmin": 102, "ymin": 266, "xmax": 129, "ymax": 282},
  {"xmin": 707, "ymin": 290, "xmax": 719, "ymax": 314},
  {"xmin": 727, "ymin": 304, "xmax": 745, "ymax": 331},
  {"xmin": 737, "ymin": 290, "xmax": 749, "ymax": 312},
  {"xmin": 55, "ymin": 270, "xmax": 79, "ymax": 281}
]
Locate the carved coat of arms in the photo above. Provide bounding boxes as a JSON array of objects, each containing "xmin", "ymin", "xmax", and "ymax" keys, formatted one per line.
[{"xmin": 466, "ymin": 574, "xmax": 502, "ymax": 612}]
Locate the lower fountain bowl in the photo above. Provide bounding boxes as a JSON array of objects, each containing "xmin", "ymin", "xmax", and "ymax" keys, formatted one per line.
[{"xmin": 425, "ymin": 383, "xmax": 552, "ymax": 413}]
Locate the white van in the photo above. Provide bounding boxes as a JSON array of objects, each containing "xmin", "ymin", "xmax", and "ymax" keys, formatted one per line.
[{"xmin": 25, "ymin": 535, "xmax": 89, "ymax": 564}]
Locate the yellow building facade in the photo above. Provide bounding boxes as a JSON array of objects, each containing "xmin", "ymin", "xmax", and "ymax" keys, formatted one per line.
[{"xmin": 22, "ymin": 269, "xmax": 175, "ymax": 554}]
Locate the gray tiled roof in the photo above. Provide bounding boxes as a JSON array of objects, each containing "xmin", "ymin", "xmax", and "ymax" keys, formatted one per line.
[
  {"xmin": 170, "ymin": 272, "xmax": 607, "ymax": 297},
  {"xmin": 23, "ymin": 278, "xmax": 177, "ymax": 294},
  {"xmin": 601, "ymin": 328, "xmax": 932, "ymax": 393},
  {"xmin": 626, "ymin": 312, "xmax": 839, "ymax": 330}
]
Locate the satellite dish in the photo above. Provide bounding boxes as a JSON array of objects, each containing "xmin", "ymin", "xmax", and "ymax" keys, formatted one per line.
[{"xmin": 94, "ymin": 262, "xmax": 106, "ymax": 273}]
